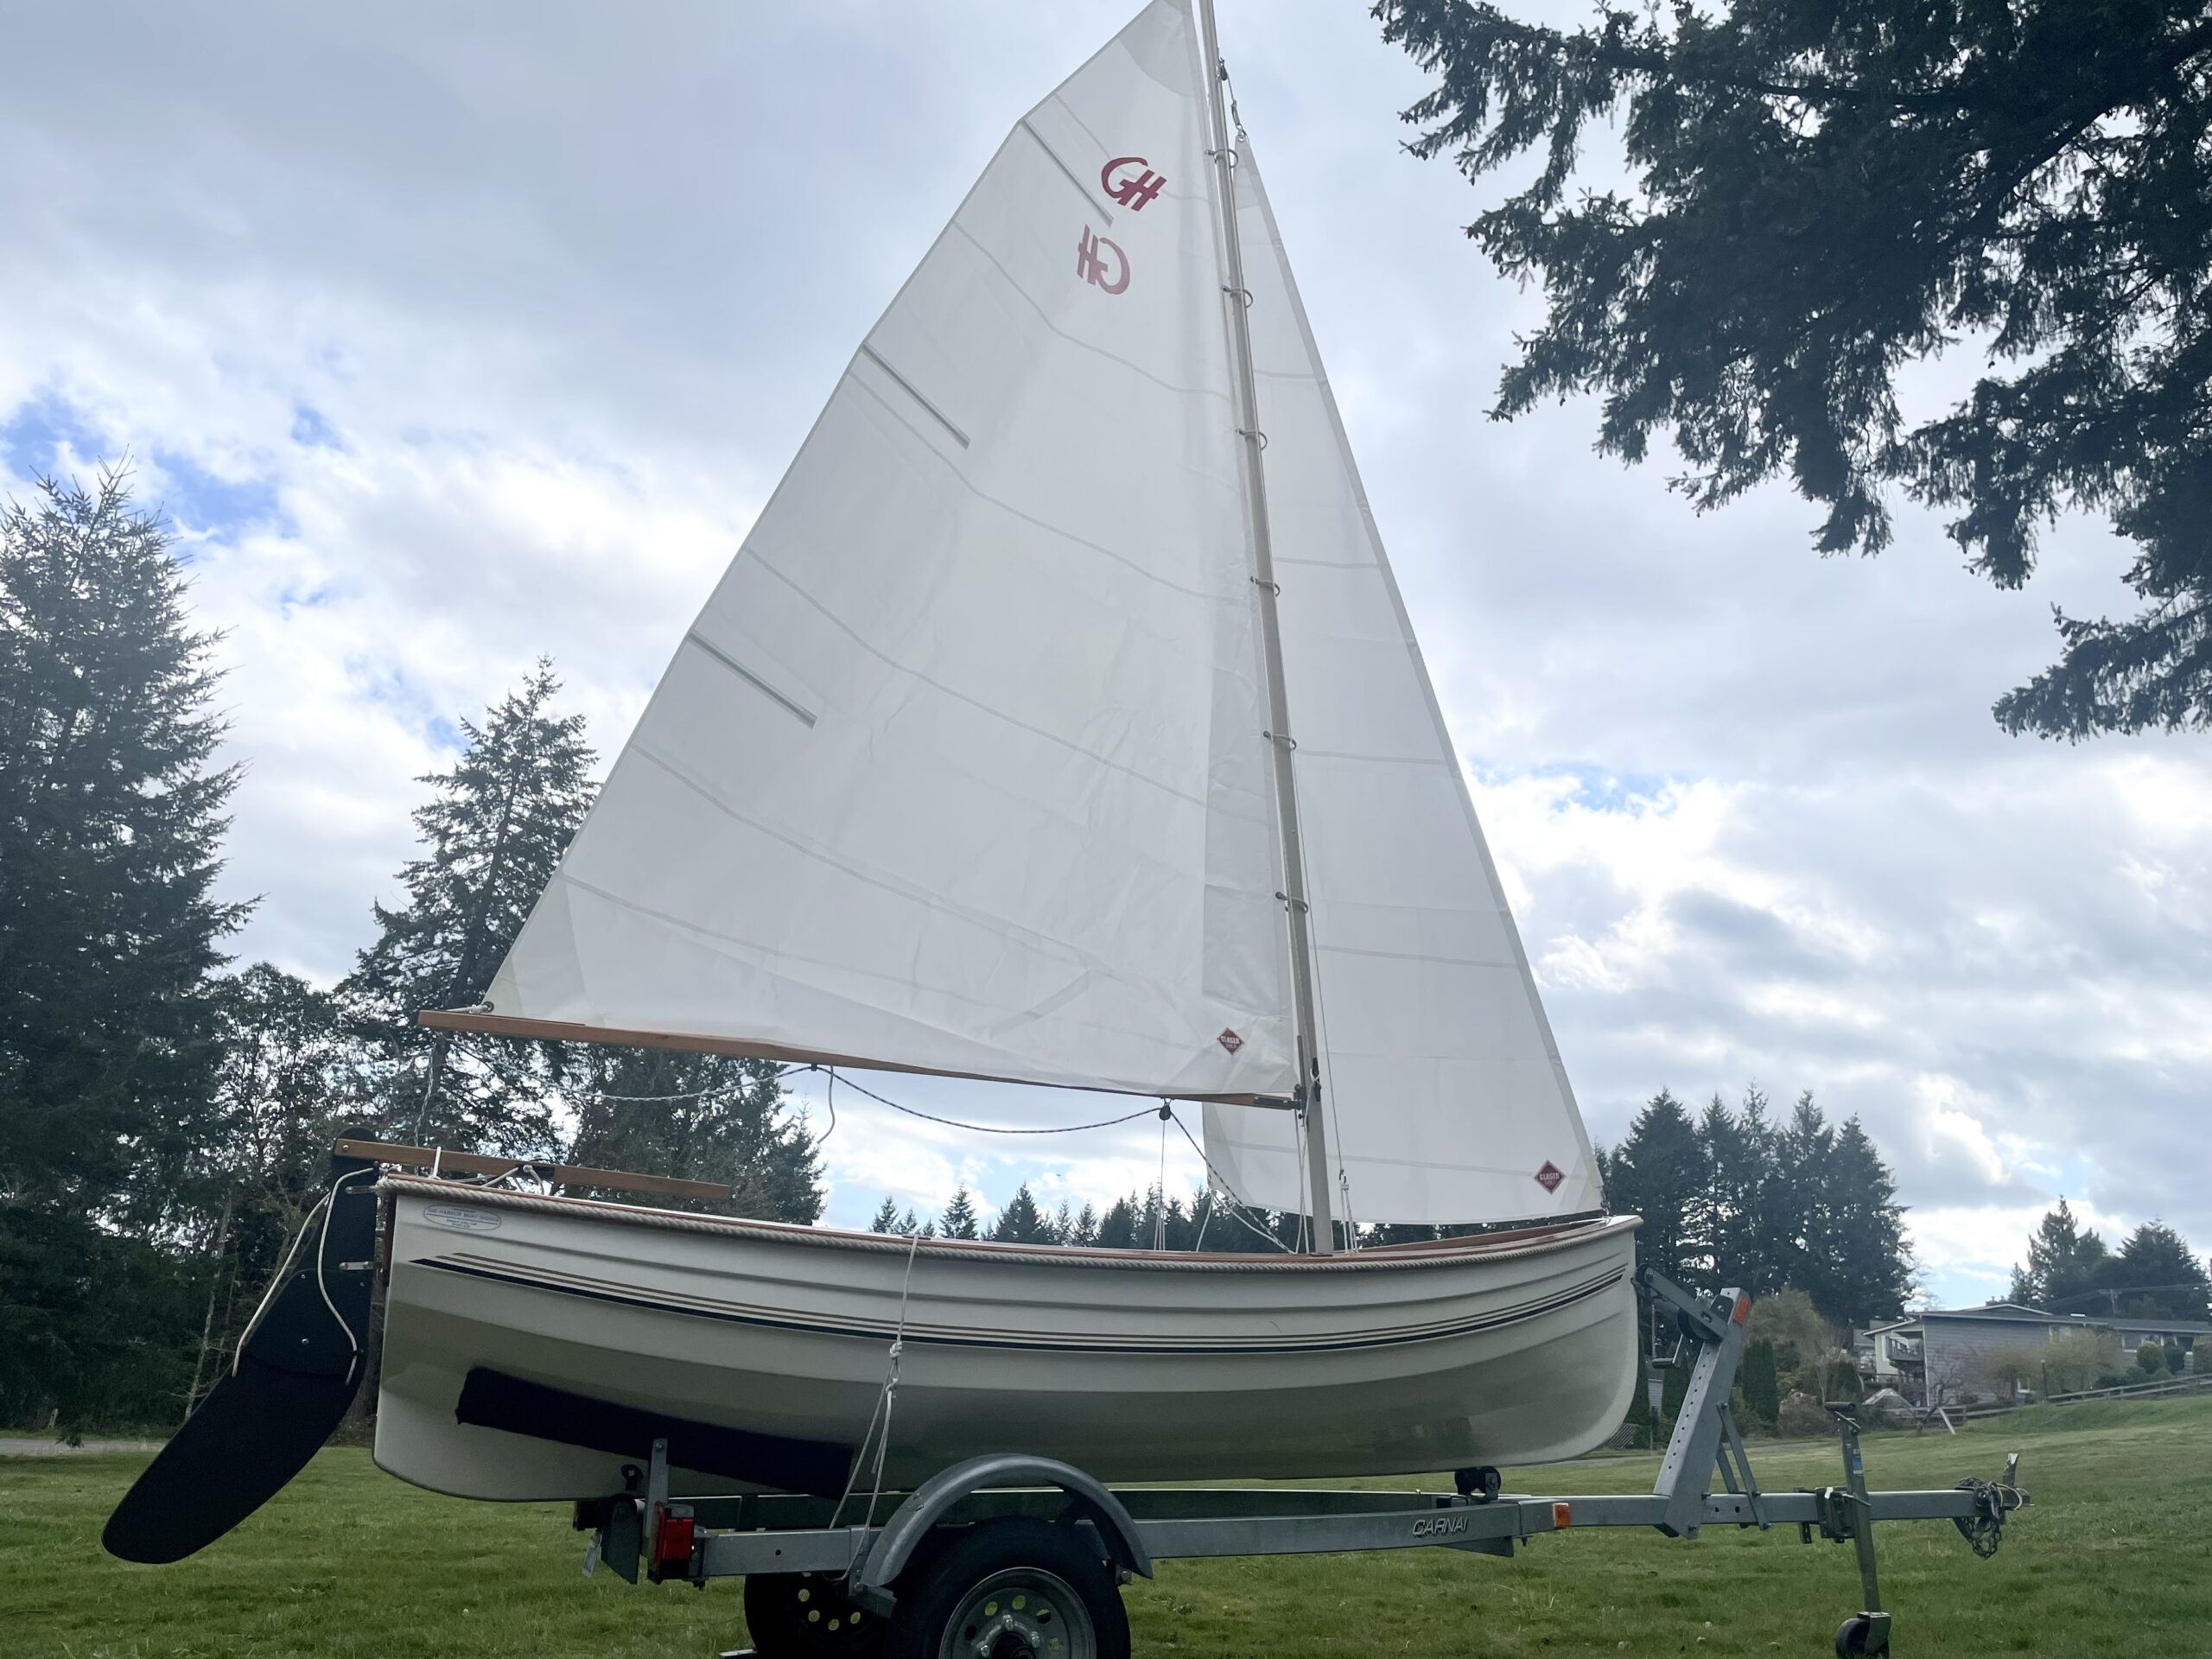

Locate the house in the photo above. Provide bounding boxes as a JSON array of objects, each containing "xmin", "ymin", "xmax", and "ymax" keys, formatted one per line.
[{"xmin": 1856, "ymin": 1302, "xmax": 2208, "ymax": 1406}]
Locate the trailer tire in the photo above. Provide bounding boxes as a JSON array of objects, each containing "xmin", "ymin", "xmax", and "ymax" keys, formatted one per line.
[
  {"xmin": 742, "ymin": 1571, "xmax": 886, "ymax": 1657},
  {"xmin": 883, "ymin": 1517, "xmax": 1127, "ymax": 1659},
  {"xmin": 1834, "ymin": 1614, "xmax": 1888, "ymax": 1656}
]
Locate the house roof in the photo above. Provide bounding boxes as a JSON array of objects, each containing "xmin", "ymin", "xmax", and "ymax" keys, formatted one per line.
[{"xmin": 1897, "ymin": 1304, "xmax": 2211, "ymax": 1336}]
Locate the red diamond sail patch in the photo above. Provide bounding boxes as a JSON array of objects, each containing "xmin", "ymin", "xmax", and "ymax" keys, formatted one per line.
[
  {"xmin": 1217, "ymin": 1028, "xmax": 1244, "ymax": 1055},
  {"xmin": 1534, "ymin": 1160, "xmax": 1565, "ymax": 1193}
]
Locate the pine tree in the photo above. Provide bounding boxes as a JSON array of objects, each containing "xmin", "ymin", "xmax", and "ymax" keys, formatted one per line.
[
  {"xmin": 1692, "ymin": 1090, "xmax": 1770, "ymax": 1293},
  {"xmin": 564, "ymin": 1048, "xmax": 822, "ymax": 1222},
  {"xmin": 1820, "ymin": 1116, "xmax": 1910, "ymax": 1325},
  {"xmin": 1050, "ymin": 1200, "xmax": 1075, "ymax": 1245},
  {"xmin": 1094, "ymin": 1196, "xmax": 1139, "ymax": 1250},
  {"xmin": 989, "ymin": 1184, "xmax": 1053, "ymax": 1244},
  {"xmin": 869, "ymin": 1196, "xmax": 900, "ymax": 1234},
  {"xmin": 2100, "ymin": 1222, "xmax": 2210, "ymax": 1321},
  {"xmin": 1377, "ymin": 0, "xmax": 2212, "ymax": 737},
  {"xmin": 0, "ymin": 471, "xmax": 247, "ymax": 1428},
  {"xmin": 343, "ymin": 663, "xmax": 594, "ymax": 1157},
  {"xmin": 1069, "ymin": 1202, "xmax": 1100, "ymax": 1247},
  {"xmin": 1608, "ymin": 1090, "xmax": 1703, "ymax": 1284},
  {"xmin": 1767, "ymin": 1093, "xmax": 1837, "ymax": 1305},
  {"xmin": 939, "ymin": 1186, "xmax": 981, "ymax": 1241},
  {"xmin": 2010, "ymin": 1199, "xmax": 2110, "ymax": 1309}
]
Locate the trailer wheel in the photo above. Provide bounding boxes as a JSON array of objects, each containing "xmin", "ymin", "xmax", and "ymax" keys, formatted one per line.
[
  {"xmin": 742, "ymin": 1571, "xmax": 885, "ymax": 1657},
  {"xmin": 882, "ymin": 1517, "xmax": 1128, "ymax": 1659},
  {"xmin": 1834, "ymin": 1614, "xmax": 1889, "ymax": 1656}
]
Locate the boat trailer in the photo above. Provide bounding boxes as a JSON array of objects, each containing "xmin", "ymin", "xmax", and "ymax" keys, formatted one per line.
[{"xmin": 575, "ymin": 1268, "xmax": 2027, "ymax": 1657}]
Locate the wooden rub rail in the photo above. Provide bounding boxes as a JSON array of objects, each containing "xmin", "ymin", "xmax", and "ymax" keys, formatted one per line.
[{"xmin": 334, "ymin": 1137, "xmax": 732, "ymax": 1204}]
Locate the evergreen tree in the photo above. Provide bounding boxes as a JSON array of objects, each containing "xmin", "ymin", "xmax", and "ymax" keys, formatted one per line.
[
  {"xmin": 343, "ymin": 663, "xmax": 594, "ymax": 1157},
  {"xmin": 2099, "ymin": 1222, "xmax": 2210, "ymax": 1321},
  {"xmin": 564, "ymin": 1048, "xmax": 821, "ymax": 1223},
  {"xmin": 1740, "ymin": 1339, "xmax": 1782, "ymax": 1430},
  {"xmin": 2008, "ymin": 1199, "xmax": 2110, "ymax": 1308},
  {"xmin": 1820, "ymin": 1116, "xmax": 1911, "ymax": 1325},
  {"xmin": 1068, "ymin": 1202, "xmax": 1100, "ymax": 1247},
  {"xmin": 1767, "ymin": 1094, "xmax": 1837, "ymax": 1304},
  {"xmin": 1094, "ymin": 1195, "xmax": 1140, "ymax": 1250},
  {"xmin": 1607, "ymin": 1090, "xmax": 1702, "ymax": 1284},
  {"xmin": 989, "ymin": 1184, "xmax": 1054, "ymax": 1244},
  {"xmin": 1377, "ymin": 0, "xmax": 2212, "ymax": 736},
  {"xmin": 1692, "ymin": 1090, "xmax": 1770, "ymax": 1294},
  {"xmin": 185, "ymin": 965, "xmax": 363, "ymax": 1410},
  {"xmin": 1050, "ymin": 1200, "xmax": 1075, "ymax": 1245},
  {"xmin": 939, "ymin": 1186, "xmax": 981, "ymax": 1241},
  {"xmin": 0, "ymin": 471, "xmax": 246, "ymax": 1429},
  {"xmin": 868, "ymin": 1196, "xmax": 900, "ymax": 1234}
]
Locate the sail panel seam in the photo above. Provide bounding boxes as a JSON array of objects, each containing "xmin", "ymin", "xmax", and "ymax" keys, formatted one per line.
[
  {"xmin": 855, "ymin": 344, "xmax": 970, "ymax": 448},
  {"xmin": 1018, "ymin": 117, "xmax": 1114, "ymax": 222},
  {"xmin": 741, "ymin": 550, "xmax": 1217, "ymax": 809},
  {"xmin": 833, "ymin": 375, "xmax": 1241, "ymax": 607},
  {"xmin": 682, "ymin": 632, "xmax": 818, "ymax": 727},
  {"xmin": 947, "ymin": 221, "xmax": 1235, "ymax": 407}
]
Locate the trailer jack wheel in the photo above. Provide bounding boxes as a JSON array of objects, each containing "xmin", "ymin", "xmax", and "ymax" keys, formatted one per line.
[
  {"xmin": 883, "ymin": 1517, "xmax": 1128, "ymax": 1659},
  {"xmin": 742, "ymin": 1571, "xmax": 885, "ymax": 1657},
  {"xmin": 1834, "ymin": 1612, "xmax": 1891, "ymax": 1656}
]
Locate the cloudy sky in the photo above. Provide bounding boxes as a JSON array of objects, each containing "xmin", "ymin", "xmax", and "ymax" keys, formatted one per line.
[{"xmin": 5, "ymin": 1, "xmax": 2205, "ymax": 1306}]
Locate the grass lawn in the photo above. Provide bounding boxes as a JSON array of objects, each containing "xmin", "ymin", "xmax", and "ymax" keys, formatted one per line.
[{"xmin": 3, "ymin": 1396, "xmax": 2204, "ymax": 1657}]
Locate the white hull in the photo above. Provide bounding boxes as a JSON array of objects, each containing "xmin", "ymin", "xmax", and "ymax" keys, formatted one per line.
[{"xmin": 374, "ymin": 1179, "xmax": 1639, "ymax": 1500}]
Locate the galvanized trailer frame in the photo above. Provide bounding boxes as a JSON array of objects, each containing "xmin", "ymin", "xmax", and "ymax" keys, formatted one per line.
[{"xmin": 578, "ymin": 1270, "xmax": 2026, "ymax": 1657}]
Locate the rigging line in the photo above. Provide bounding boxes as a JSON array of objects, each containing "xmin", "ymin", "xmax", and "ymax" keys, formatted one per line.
[
  {"xmin": 827, "ymin": 1069, "xmax": 1158, "ymax": 1136},
  {"xmin": 1154, "ymin": 1104, "xmax": 1170, "ymax": 1252},
  {"xmin": 1166, "ymin": 1108, "xmax": 1294, "ymax": 1255},
  {"xmin": 831, "ymin": 1226, "xmax": 924, "ymax": 1546}
]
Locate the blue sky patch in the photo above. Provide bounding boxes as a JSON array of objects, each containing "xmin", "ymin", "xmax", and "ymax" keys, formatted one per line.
[
  {"xmin": 150, "ymin": 446, "xmax": 283, "ymax": 542},
  {"xmin": 291, "ymin": 402, "xmax": 344, "ymax": 450},
  {"xmin": 1, "ymin": 390, "xmax": 110, "ymax": 484}
]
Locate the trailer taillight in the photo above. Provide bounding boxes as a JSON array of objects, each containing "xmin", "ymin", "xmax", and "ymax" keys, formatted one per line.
[
  {"xmin": 652, "ymin": 1505, "xmax": 695, "ymax": 1570},
  {"xmin": 1552, "ymin": 1502, "xmax": 1573, "ymax": 1529}
]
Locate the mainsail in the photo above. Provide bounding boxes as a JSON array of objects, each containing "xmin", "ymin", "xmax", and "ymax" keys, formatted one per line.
[
  {"xmin": 434, "ymin": 0, "xmax": 1601, "ymax": 1227},
  {"xmin": 455, "ymin": 0, "xmax": 1296, "ymax": 1103}
]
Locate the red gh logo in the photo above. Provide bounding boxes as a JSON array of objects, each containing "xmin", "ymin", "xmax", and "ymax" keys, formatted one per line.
[
  {"xmin": 1101, "ymin": 156, "xmax": 1166, "ymax": 212},
  {"xmin": 1076, "ymin": 226, "xmax": 1129, "ymax": 295}
]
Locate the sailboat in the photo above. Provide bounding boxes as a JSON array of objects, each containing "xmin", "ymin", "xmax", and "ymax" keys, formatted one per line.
[{"xmin": 106, "ymin": 0, "xmax": 1639, "ymax": 1557}]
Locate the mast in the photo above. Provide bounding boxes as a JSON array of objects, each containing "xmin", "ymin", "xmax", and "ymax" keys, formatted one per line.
[{"xmin": 1197, "ymin": 0, "xmax": 1337, "ymax": 1254}]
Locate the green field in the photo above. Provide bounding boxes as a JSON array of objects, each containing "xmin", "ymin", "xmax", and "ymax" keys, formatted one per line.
[{"xmin": 3, "ymin": 1397, "xmax": 2206, "ymax": 1657}]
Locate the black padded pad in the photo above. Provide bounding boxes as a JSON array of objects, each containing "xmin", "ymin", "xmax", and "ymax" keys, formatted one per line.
[{"xmin": 454, "ymin": 1367, "xmax": 853, "ymax": 1498}]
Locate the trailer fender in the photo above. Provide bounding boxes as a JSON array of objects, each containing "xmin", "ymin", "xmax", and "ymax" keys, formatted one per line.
[{"xmin": 850, "ymin": 1453, "xmax": 1152, "ymax": 1609}]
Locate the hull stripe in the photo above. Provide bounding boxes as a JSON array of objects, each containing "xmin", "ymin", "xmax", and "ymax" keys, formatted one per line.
[{"xmin": 409, "ymin": 1255, "xmax": 1627, "ymax": 1356}]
